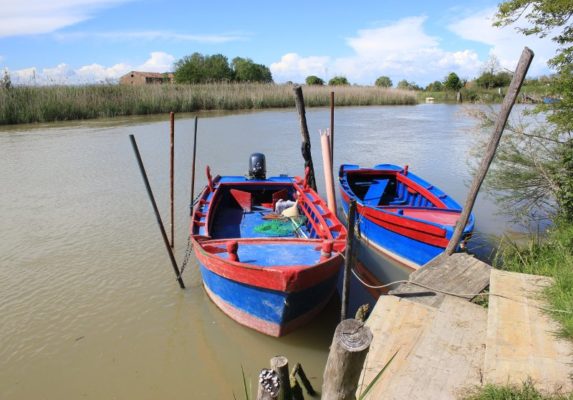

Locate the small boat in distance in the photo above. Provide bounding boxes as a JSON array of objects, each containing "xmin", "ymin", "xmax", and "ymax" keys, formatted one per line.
[
  {"xmin": 191, "ymin": 154, "xmax": 346, "ymax": 337},
  {"xmin": 338, "ymin": 163, "xmax": 474, "ymax": 308}
]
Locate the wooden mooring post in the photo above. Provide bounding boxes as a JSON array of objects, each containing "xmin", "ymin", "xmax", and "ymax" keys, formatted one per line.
[
  {"xmin": 293, "ymin": 85, "xmax": 317, "ymax": 191},
  {"xmin": 341, "ymin": 200, "xmax": 356, "ymax": 321},
  {"xmin": 445, "ymin": 47, "xmax": 534, "ymax": 256},
  {"xmin": 190, "ymin": 116, "xmax": 198, "ymax": 210},
  {"xmin": 322, "ymin": 319, "xmax": 373, "ymax": 400},
  {"xmin": 271, "ymin": 356, "xmax": 292, "ymax": 400},
  {"xmin": 257, "ymin": 368, "xmax": 280, "ymax": 400}
]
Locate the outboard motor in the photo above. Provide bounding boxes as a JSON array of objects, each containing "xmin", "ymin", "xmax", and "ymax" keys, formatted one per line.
[{"xmin": 248, "ymin": 153, "xmax": 266, "ymax": 180}]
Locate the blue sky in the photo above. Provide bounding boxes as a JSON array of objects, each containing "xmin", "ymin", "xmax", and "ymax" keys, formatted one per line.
[{"xmin": 0, "ymin": 0, "xmax": 558, "ymax": 86}]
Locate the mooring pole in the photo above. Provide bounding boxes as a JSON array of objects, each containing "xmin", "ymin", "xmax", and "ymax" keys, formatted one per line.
[
  {"xmin": 293, "ymin": 85, "xmax": 317, "ymax": 191},
  {"xmin": 271, "ymin": 356, "xmax": 292, "ymax": 400},
  {"xmin": 445, "ymin": 47, "xmax": 534, "ymax": 256},
  {"xmin": 190, "ymin": 116, "xmax": 198, "ymax": 213},
  {"xmin": 169, "ymin": 111, "xmax": 175, "ymax": 248},
  {"xmin": 330, "ymin": 91, "xmax": 335, "ymax": 163},
  {"xmin": 130, "ymin": 134, "xmax": 185, "ymax": 289},
  {"xmin": 341, "ymin": 199, "xmax": 356, "ymax": 321},
  {"xmin": 322, "ymin": 319, "xmax": 373, "ymax": 400}
]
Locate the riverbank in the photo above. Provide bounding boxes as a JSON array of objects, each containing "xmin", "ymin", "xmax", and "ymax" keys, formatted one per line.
[{"xmin": 0, "ymin": 83, "xmax": 416, "ymax": 125}]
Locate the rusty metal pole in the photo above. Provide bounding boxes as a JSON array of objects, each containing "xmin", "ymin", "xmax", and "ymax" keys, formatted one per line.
[
  {"xmin": 445, "ymin": 47, "xmax": 534, "ymax": 256},
  {"xmin": 130, "ymin": 134, "xmax": 185, "ymax": 289},
  {"xmin": 169, "ymin": 111, "xmax": 175, "ymax": 248},
  {"xmin": 190, "ymin": 116, "xmax": 198, "ymax": 212}
]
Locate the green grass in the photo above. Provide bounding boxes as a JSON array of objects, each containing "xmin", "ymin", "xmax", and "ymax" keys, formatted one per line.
[
  {"xmin": 0, "ymin": 83, "xmax": 416, "ymax": 125},
  {"xmin": 416, "ymin": 84, "xmax": 552, "ymax": 104},
  {"xmin": 494, "ymin": 220, "xmax": 573, "ymax": 340},
  {"xmin": 464, "ymin": 380, "xmax": 573, "ymax": 400}
]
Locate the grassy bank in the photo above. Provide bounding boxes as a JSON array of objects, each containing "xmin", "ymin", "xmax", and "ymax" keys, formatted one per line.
[
  {"xmin": 0, "ymin": 83, "xmax": 416, "ymax": 125},
  {"xmin": 417, "ymin": 83, "xmax": 551, "ymax": 104},
  {"xmin": 495, "ymin": 220, "xmax": 573, "ymax": 340},
  {"xmin": 465, "ymin": 380, "xmax": 572, "ymax": 400}
]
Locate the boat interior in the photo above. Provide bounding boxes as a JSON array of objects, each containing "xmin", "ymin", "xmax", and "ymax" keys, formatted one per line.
[
  {"xmin": 347, "ymin": 173, "xmax": 439, "ymax": 208},
  {"xmin": 209, "ymin": 184, "xmax": 315, "ymax": 240}
]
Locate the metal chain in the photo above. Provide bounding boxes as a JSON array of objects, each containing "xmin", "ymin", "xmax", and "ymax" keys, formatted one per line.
[{"xmin": 177, "ymin": 233, "xmax": 194, "ymax": 279}]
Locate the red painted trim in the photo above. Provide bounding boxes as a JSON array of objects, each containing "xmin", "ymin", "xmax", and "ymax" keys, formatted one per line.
[{"xmin": 193, "ymin": 237, "xmax": 344, "ymax": 292}]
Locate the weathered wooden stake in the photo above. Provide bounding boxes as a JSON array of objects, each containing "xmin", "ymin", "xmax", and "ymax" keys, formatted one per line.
[
  {"xmin": 330, "ymin": 91, "xmax": 335, "ymax": 163},
  {"xmin": 292, "ymin": 362, "xmax": 316, "ymax": 396},
  {"xmin": 322, "ymin": 319, "xmax": 373, "ymax": 400},
  {"xmin": 190, "ymin": 116, "xmax": 198, "ymax": 213},
  {"xmin": 293, "ymin": 85, "xmax": 317, "ymax": 191},
  {"xmin": 257, "ymin": 368, "xmax": 280, "ymax": 400},
  {"xmin": 320, "ymin": 129, "xmax": 337, "ymax": 213},
  {"xmin": 445, "ymin": 47, "xmax": 534, "ymax": 256},
  {"xmin": 341, "ymin": 200, "xmax": 356, "ymax": 321},
  {"xmin": 130, "ymin": 134, "xmax": 185, "ymax": 289},
  {"xmin": 271, "ymin": 356, "xmax": 292, "ymax": 400},
  {"xmin": 169, "ymin": 111, "xmax": 175, "ymax": 248}
]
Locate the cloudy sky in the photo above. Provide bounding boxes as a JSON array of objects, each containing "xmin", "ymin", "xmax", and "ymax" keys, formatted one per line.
[{"xmin": 0, "ymin": 0, "xmax": 558, "ymax": 86}]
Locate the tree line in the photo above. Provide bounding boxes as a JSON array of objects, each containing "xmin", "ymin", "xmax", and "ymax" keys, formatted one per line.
[{"xmin": 173, "ymin": 53, "xmax": 272, "ymax": 84}]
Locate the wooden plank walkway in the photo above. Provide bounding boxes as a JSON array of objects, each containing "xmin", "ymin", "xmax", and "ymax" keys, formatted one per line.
[
  {"xmin": 484, "ymin": 269, "xmax": 573, "ymax": 394},
  {"xmin": 358, "ymin": 295, "xmax": 487, "ymax": 399},
  {"xmin": 389, "ymin": 253, "xmax": 491, "ymax": 308}
]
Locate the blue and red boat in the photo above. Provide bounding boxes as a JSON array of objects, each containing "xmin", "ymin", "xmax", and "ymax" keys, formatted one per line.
[
  {"xmin": 338, "ymin": 164, "xmax": 474, "ymax": 308},
  {"xmin": 191, "ymin": 155, "xmax": 346, "ymax": 337}
]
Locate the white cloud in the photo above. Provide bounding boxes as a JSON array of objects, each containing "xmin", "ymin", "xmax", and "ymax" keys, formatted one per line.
[
  {"xmin": 271, "ymin": 17, "xmax": 482, "ymax": 85},
  {"xmin": 448, "ymin": 7, "xmax": 559, "ymax": 76},
  {"xmin": 138, "ymin": 51, "xmax": 175, "ymax": 72},
  {"xmin": 270, "ymin": 53, "xmax": 331, "ymax": 83},
  {"xmin": 0, "ymin": 0, "xmax": 132, "ymax": 37},
  {"xmin": 8, "ymin": 52, "xmax": 173, "ymax": 85},
  {"xmin": 54, "ymin": 30, "xmax": 248, "ymax": 43}
]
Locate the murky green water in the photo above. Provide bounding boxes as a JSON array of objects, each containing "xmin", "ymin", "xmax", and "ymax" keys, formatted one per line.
[{"xmin": 0, "ymin": 105, "xmax": 515, "ymax": 399}]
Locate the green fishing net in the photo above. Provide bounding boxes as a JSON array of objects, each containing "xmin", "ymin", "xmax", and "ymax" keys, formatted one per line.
[{"xmin": 254, "ymin": 216, "xmax": 307, "ymax": 237}]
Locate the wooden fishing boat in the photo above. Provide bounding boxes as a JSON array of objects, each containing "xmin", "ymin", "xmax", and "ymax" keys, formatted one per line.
[
  {"xmin": 191, "ymin": 157, "xmax": 346, "ymax": 337},
  {"xmin": 338, "ymin": 164, "xmax": 474, "ymax": 308}
]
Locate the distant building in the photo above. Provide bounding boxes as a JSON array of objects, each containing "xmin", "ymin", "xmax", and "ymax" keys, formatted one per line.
[{"xmin": 119, "ymin": 71, "xmax": 174, "ymax": 85}]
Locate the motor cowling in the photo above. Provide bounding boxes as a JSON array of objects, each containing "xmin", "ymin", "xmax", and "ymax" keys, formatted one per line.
[{"xmin": 248, "ymin": 153, "xmax": 266, "ymax": 180}]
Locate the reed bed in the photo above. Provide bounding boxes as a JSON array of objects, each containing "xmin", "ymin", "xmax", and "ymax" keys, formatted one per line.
[{"xmin": 0, "ymin": 83, "xmax": 416, "ymax": 125}]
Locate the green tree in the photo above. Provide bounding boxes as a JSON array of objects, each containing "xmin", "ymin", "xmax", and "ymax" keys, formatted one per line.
[
  {"xmin": 425, "ymin": 81, "xmax": 443, "ymax": 91},
  {"xmin": 204, "ymin": 54, "xmax": 233, "ymax": 82},
  {"xmin": 328, "ymin": 76, "xmax": 349, "ymax": 86},
  {"xmin": 397, "ymin": 80, "xmax": 421, "ymax": 91},
  {"xmin": 375, "ymin": 76, "xmax": 392, "ymax": 88},
  {"xmin": 1, "ymin": 69, "xmax": 11, "ymax": 89},
  {"xmin": 305, "ymin": 75, "xmax": 324, "ymax": 85},
  {"xmin": 484, "ymin": 0, "xmax": 573, "ymax": 220},
  {"xmin": 174, "ymin": 52, "xmax": 206, "ymax": 83},
  {"xmin": 174, "ymin": 53, "xmax": 233, "ymax": 83},
  {"xmin": 232, "ymin": 57, "xmax": 273, "ymax": 83},
  {"xmin": 443, "ymin": 72, "xmax": 463, "ymax": 91}
]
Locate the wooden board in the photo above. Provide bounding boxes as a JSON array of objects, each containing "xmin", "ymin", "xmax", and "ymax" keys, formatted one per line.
[
  {"xmin": 484, "ymin": 269, "xmax": 573, "ymax": 394},
  {"xmin": 389, "ymin": 253, "xmax": 491, "ymax": 308},
  {"xmin": 358, "ymin": 295, "xmax": 487, "ymax": 399}
]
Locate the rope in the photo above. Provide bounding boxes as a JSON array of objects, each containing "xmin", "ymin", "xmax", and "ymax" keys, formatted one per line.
[{"xmin": 349, "ymin": 266, "xmax": 572, "ymax": 315}]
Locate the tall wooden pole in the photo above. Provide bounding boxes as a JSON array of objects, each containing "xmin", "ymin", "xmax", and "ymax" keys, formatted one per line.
[
  {"xmin": 169, "ymin": 111, "xmax": 175, "ymax": 248},
  {"xmin": 293, "ymin": 85, "xmax": 317, "ymax": 191},
  {"xmin": 341, "ymin": 200, "xmax": 356, "ymax": 321},
  {"xmin": 130, "ymin": 135, "xmax": 185, "ymax": 289},
  {"xmin": 190, "ymin": 116, "xmax": 198, "ymax": 213},
  {"xmin": 322, "ymin": 319, "xmax": 373, "ymax": 400},
  {"xmin": 445, "ymin": 47, "xmax": 534, "ymax": 256}
]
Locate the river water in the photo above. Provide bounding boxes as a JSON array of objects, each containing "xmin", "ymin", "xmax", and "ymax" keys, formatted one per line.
[{"xmin": 0, "ymin": 104, "xmax": 517, "ymax": 399}]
